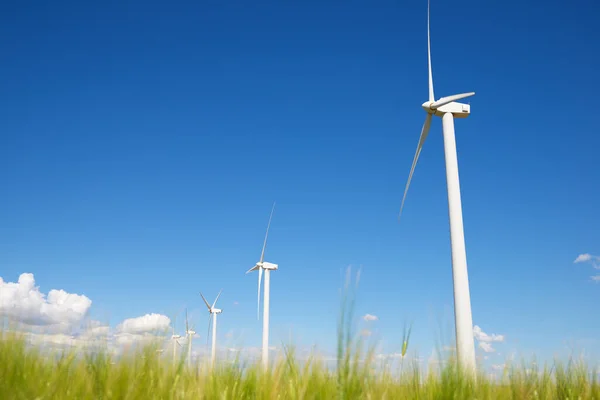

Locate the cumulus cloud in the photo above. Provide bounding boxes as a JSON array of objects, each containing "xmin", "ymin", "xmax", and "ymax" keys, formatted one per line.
[
  {"xmin": 574, "ymin": 253, "xmax": 600, "ymax": 282},
  {"xmin": 84, "ymin": 324, "xmax": 111, "ymax": 338},
  {"xmin": 117, "ymin": 313, "xmax": 171, "ymax": 334},
  {"xmin": 473, "ymin": 325, "xmax": 505, "ymax": 343},
  {"xmin": 113, "ymin": 332, "xmax": 164, "ymax": 347},
  {"xmin": 362, "ymin": 314, "xmax": 378, "ymax": 322},
  {"xmin": 473, "ymin": 325, "xmax": 504, "ymax": 354},
  {"xmin": 479, "ymin": 342, "xmax": 496, "ymax": 353},
  {"xmin": 1, "ymin": 272, "xmax": 179, "ymax": 354},
  {"xmin": 0, "ymin": 273, "xmax": 92, "ymax": 327},
  {"xmin": 376, "ymin": 352, "xmax": 404, "ymax": 360},
  {"xmin": 574, "ymin": 254, "xmax": 594, "ymax": 263}
]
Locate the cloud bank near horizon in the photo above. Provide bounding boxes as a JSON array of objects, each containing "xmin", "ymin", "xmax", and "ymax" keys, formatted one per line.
[{"xmin": 0, "ymin": 272, "xmax": 175, "ymax": 352}]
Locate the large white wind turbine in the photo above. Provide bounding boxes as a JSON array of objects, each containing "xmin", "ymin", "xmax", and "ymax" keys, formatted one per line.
[
  {"xmin": 200, "ymin": 289, "xmax": 223, "ymax": 366},
  {"xmin": 184, "ymin": 309, "xmax": 196, "ymax": 369},
  {"xmin": 246, "ymin": 202, "xmax": 278, "ymax": 370},
  {"xmin": 398, "ymin": 0, "xmax": 476, "ymax": 374}
]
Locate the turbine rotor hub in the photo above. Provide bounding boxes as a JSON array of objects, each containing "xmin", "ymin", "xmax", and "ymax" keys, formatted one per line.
[{"xmin": 422, "ymin": 101, "xmax": 434, "ymax": 111}]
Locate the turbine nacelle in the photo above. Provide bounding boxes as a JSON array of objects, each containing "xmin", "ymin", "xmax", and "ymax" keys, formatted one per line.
[
  {"xmin": 210, "ymin": 308, "xmax": 222, "ymax": 314},
  {"xmin": 422, "ymin": 100, "xmax": 471, "ymax": 118},
  {"xmin": 187, "ymin": 330, "xmax": 196, "ymax": 336},
  {"xmin": 247, "ymin": 261, "xmax": 279, "ymax": 273},
  {"xmin": 261, "ymin": 261, "xmax": 278, "ymax": 270},
  {"xmin": 422, "ymin": 92, "xmax": 474, "ymax": 119},
  {"xmin": 172, "ymin": 334, "xmax": 181, "ymax": 340}
]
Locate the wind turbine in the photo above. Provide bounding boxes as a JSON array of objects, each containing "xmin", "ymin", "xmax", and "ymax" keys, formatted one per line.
[
  {"xmin": 170, "ymin": 324, "xmax": 182, "ymax": 367},
  {"xmin": 200, "ymin": 289, "xmax": 223, "ymax": 366},
  {"xmin": 398, "ymin": 0, "xmax": 476, "ymax": 374},
  {"xmin": 246, "ymin": 202, "xmax": 278, "ymax": 370},
  {"xmin": 184, "ymin": 308, "xmax": 196, "ymax": 368}
]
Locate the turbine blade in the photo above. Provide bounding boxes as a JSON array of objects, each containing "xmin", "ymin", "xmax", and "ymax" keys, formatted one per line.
[
  {"xmin": 246, "ymin": 265, "xmax": 260, "ymax": 274},
  {"xmin": 176, "ymin": 340, "xmax": 182, "ymax": 347},
  {"xmin": 399, "ymin": 114, "xmax": 432, "ymax": 222},
  {"xmin": 212, "ymin": 289, "xmax": 223, "ymax": 309},
  {"xmin": 185, "ymin": 308, "xmax": 189, "ymax": 333},
  {"xmin": 431, "ymin": 92, "xmax": 475, "ymax": 109},
  {"xmin": 427, "ymin": 0, "xmax": 434, "ymax": 102},
  {"xmin": 200, "ymin": 292, "xmax": 211, "ymax": 310},
  {"xmin": 260, "ymin": 202, "xmax": 276, "ymax": 263},
  {"xmin": 257, "ymin": 267, "xmax": 263, "ymax": 320}
]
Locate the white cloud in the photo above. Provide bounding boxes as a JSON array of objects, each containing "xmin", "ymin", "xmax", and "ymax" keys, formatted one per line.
[
  {"xmin": 84, "ymin": 325, "xmax": 110, "ymax": 338},
  {"xmin": 117, "ymin": 313, "xmax": 171, "ymax": 334},
  {"xmin": 376, "ymin": 352, "xmax": 404, "ymax": 360},
  {"xmin": 113, "ymin": 332, "xmax": 164, "ymax": 347},
  {"xmin": 573, "ymin": 253, "xmax": 600, "ymax": 282},
  {"xmin": 362, "ymin": 314, "xmax": 378, "ymax": 322},
  {"xmin": 574, "ymin": 254, "xmax": 599, "ymax": 264},
  {"xmin": 479, "ymin": 342, "xmax": 496, "ymax": 353},
  {"xmin": 77, "ymin": 322, "xmax": 111, "ymax": 344},
  {"xmin": 27, "ymin": 332, "xmax": 76, "ymax": 347},
  {"xmin": 473, "ymin": 325, "xmax": 504, "ymax": 354},
  {"xmin": 473, "ymin": 325, "xmax": 505, "ymax": 343},
  {"xmin": 0, "ymin": 273, "xmax": 92, "ymax": 327}
]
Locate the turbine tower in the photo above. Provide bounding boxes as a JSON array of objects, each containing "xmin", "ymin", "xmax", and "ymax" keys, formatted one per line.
[
  {"xmin": 184, "ymin": 308, "xmax": 196, "ymax": 369},
  {"xmin": 170, "ymin": 324, "xmax": 182, "ymax": 367},
  {"xmin": 246, "ymin": 202, "xmax": 278, "ymax": 370},
  {"xmin": 398, "ymin": 0, "xmax": 476, "ymax": 374},
  {"xmin": 200, "ymin": 289, "xmax": 223, "ymax": 366}
]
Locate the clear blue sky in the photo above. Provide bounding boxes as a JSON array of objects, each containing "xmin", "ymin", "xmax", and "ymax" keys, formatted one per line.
[{"xmin": 1, "ymin": 0, "xmax": 599, "ymax": 369}]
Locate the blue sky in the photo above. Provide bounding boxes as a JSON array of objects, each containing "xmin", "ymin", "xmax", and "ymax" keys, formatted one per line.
[{"xmin": 1, "ymin": 0, "xmax": 599, "ymax": 370}]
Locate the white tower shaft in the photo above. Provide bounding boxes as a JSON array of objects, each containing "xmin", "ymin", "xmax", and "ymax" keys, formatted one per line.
[
  {"xmin": 187, "ymin": 334, "xmax": 192, "ymax": 368},
  {"xmin": 172, "ymin": 340, "xmax": 177, "ymax": 367},
  {"xmin": 211, "ymin": 313, "xmax": 217, "ymax": 366},
  {"xmin": 262, "ymin": 268, "xmax": 270, "ymax": 370},
  {"xmin": 441, "ymin": 112, "xmax": 476, "ymax": 373}
]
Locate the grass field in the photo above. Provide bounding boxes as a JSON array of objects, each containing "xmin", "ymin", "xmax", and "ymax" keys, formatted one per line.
[
  {"xmin": 1, "ymin": 329, "xmax": 599, "ymax": 399},
  {"xmin": 1, "ymin": 271, "xmax": 598, "ymax": 399}
]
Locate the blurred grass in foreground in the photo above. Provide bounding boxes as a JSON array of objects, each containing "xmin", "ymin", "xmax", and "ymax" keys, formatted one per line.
[{"xmin": 1, "ymin": 268, "xmax": 598, "ymax": 399}]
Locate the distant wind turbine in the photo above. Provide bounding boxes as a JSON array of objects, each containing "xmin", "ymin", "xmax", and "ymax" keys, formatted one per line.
[
  {"xmin": 397, "ymin": 0, "xmax": 477, "ymax": 374},
  {"xmin": 170, "ymin": 324, "xmax": 182, "ymax": 367},
  {"xmin": 184, "ymin": 308, "xmax": 196, "ymax": 368},
  {"xmin": 246, "ymin": 202, "xmax": 278, "ymax": 370},
  {"xmin": 200, "ymin": 289, "xmax": 223, "ymax": 366}
]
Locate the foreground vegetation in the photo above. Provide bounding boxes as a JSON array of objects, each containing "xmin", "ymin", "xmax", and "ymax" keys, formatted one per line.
[
  {"xmin": 1, "ymin": 331, "xmax": 598, "ymax": 399},
  {"xmin": 1, "ymin": 270, "xmax": 598, "ymax": 398}
]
